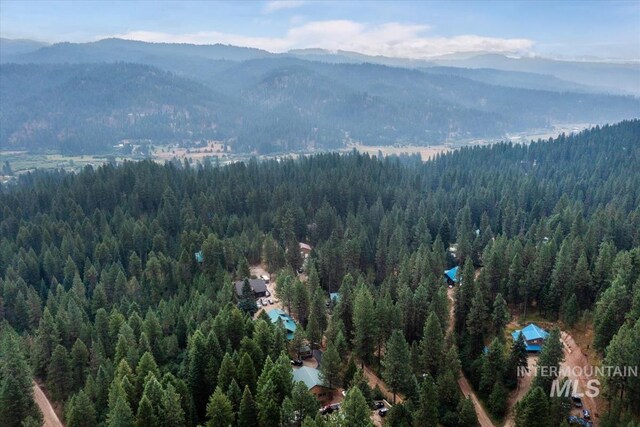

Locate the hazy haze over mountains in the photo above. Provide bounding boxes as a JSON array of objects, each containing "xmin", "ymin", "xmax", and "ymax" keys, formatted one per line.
[{"xmin": 1, "ymin": 37, "xmax": 639, "ymax": 154}]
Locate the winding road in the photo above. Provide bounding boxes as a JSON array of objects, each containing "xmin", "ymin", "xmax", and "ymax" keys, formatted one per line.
[
  {"xmin": 33, "ymin": 381, "xmax": 63, "ymax": 427},
  {"xmin": 447, "ymin": 287, "xmax": 495, "ymax": 427}
]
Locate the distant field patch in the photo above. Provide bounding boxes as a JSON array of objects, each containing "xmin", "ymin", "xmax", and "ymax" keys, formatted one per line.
[{"xmin": 347, "ymin": 143, "xmax": 453, "ymax": 161}]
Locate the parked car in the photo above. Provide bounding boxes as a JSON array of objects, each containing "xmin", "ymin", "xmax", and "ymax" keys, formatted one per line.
[
  {"xmin": 320, "ymin": 405, "xmax": 333, "ymax": 415},
  {"xmin": 268, "ymin": 299, "xmax": 273, "ymax": 304},
  {"xmin": 572, "ymin": 395, "xmax": 583, "ymax": 407},
  {"xmin": 373, "ymin": 401, "xmax": 385, "ymax": 409},
  {"xmin": 290, "ymin": 359, "xmax": 303, "ymax": 366},
  {"xmin": 582, "ymin": 409, "xmax": 591, "ymax": 419},
  {"xmin": 341, "ymin": 390, "xmax": 346, "ymax": 397},
  {"xmin": 330, "ymin": 403, "xmax": 340, "ymax": 412},
  {"xmin": 378, "ymin": 408, "xmax": 389, "ymax": 417}
]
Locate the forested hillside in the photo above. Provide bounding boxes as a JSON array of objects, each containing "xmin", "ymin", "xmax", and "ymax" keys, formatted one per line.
[
  {"xmin": 1, "ymin": 120, "xmax": 639, "ymax": 427},
  {"xmin": 2, "ymin": 40, "xmax": 639, "ymax": 154}
]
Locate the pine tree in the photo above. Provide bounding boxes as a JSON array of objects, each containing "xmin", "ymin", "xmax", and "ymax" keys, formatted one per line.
[
  {"xmin": 505, "ymin": 332, "xmax": 528, "ymax": 389},
  {"xmin": 237, "ymin": 352, "xmax": 257, "ymax": 393},
  {"xmin": 161, "ymin": 384, "xmax": 186, "ymax": 427},
  {"xmin": 70, "ymin": 338, "xmax": 90, "ymax": 393},
  {"xmin": 47, "ymin": 344, "xmax": 72, "ymax": 401},
  {"xmin": 457, "ymin": 396, "xmax": 479, "ymax": 427},
  {"xmin": 352, "ymin": 285, "xmax": 376, "ymax": 366},
  {"xmin": 420, "ymin": 312, "xmax": 444, "ymax": 377},
  {"xmin": 206, "ymin": 387, "xmax": 234, "ymax": 427},
  {"xmin": 382, "ymin": 330, "xmax": 413, "ymax": 403},
  {"xmin": 238, "ymin": 386, "xmax": 258, "ymax": 427},
  {"xmin": 532, "ymin": 328, "xmax": 563, "ymax": 393},
  {"xmin": 66, "ymin": 390, "xmax": 97, "ymax": 427},
  {"xmin": 562, "ymin": 294, "xmax": 579, "ymax": 327},
  {"xmin": 107, "ymin": 392, "xmax": 135, "ymax": 427},
  {"xmin": 0, "ymin": 330, "xmax": 40, "ymax": 427},
  {"xmin": 491, "ymin": 293, "xmax": 510, "ymax": 336},
  {"xmin": 136, "ymin": 394, "xmax": 157, "ymax": 427},
  {"xmin": 227, "ymin": 379, "xmax": 242, "ymax": 414},
  {"xmin": 188, "ymin": 330, "xmax": 214, "ymax": 421},
  {"xmin": 282, "ymin": 381, "xmax": 320, "ymax": 427},
  {"xmin": 414, "ymin": 375, "xmax": 439, "ymax": 427},
  {"xmin": 340, "ymin": 387, "xmax": 374, "ymax": 427},
  {"xmin": 319, "ymin": 340, "xmax": 341, "ymax": 389},
  {"xmin": 515, "ymin": 386, "xmax": 550, "ymax": 427}
]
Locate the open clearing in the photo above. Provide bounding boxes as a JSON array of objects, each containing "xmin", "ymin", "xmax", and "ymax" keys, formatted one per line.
[{"xmin": 347, "ymin": 143, "xmax": 453, "ymax": 161}]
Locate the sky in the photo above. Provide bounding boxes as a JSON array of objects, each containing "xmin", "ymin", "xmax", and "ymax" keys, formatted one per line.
[{"xmin": 1, "ymin": 0, "xmax": 639, "ymax": 60}]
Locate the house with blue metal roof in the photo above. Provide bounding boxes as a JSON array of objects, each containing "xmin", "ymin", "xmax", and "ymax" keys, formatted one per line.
[
  {"xmin": 511, "ymin": 323, "xmax": 549, "ymax": 352},
  {"xmin": 444, "ymin": 266, "xmax": 459, "ymax": 285},
  {"xmin": 268, "ymin": 308, "xmax": 297, "ymax": 340}
]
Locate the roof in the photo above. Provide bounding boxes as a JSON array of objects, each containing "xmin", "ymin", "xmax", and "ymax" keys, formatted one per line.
[
  {"xmin": 292, "ymin": 366, "xmax": 327, "ymax": 390},
  {"xmin": 444, "ymin": 266, "xmax": 459, "ymax": 282},
  {"xmin": 511, "ymin": 324, "xmax": 549, "ymax": 349},
  {"xmin": 234, "ymin": 279, "xmax": 267, "ymax": 296},
  {"xmin": 194, "ymin": 251, "xmax": 204, "ymax": 263},
  {"xmin": 299, "ymin": 242, "xmax": 312, "ymax": 251},
  {"xmin": 267, "ymin": 308, "xmax": 297, "ymax": 339},
  {"xmin": 329, "ymin": 292, "xmax": 340, "ymax": 302}
]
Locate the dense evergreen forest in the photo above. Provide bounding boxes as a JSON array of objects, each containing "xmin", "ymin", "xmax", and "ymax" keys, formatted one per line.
[{"xmin": 1, "ymin": 120, "xmax": 639, "ymax": 427}]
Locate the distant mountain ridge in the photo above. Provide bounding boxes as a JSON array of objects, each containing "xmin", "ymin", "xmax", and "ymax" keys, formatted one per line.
[{"xmin": 1, "ymin": 38, "xmax": 639, "ymax": 154}]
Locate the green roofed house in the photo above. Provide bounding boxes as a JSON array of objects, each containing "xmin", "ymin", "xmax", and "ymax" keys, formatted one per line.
[
  {"xmin": 292, "ymin": 366, "xmax": 333, "ymax": 402},
  {"xmin": 268, "ymin": 308, "xmax": 297, "ymax": 340}
]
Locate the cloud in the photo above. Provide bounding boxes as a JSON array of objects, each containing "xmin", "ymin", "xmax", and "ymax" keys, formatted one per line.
[
  {"xmin": 263, "ymin": 1, "xmax": 305, "ymax": 14},
  {"xmin": 107, "ymin": 20, "xmax": 535, "ymax": 58}
]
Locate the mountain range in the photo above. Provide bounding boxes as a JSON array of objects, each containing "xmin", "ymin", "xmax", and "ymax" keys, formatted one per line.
[{"xmin": 1, "ymin": 38, "xmax": 639, "ymax": 154}]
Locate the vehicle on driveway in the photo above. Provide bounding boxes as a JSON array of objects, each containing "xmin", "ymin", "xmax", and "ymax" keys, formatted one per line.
[
  {"xmin": 373, "ymin": 401, "xmax": 385, "ymax": 409},
  {"xmin": 290, "ymin": 359, "xmax": 303, "ymax": 366},
  {"xmin": 582, "ymin": 409, "xmax": 590, "ymax": 419},
  {"xmin": 378, "ymin": 408, "xmax": 389, "ymax": 417},
  {"xmin": 572, "ymin": 395, "xmax": 583, "ymax": 407}
]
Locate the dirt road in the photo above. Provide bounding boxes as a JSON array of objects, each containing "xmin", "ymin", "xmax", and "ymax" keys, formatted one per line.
[
  {"xmin": 560, "ymin": 331, "xmax": 601, "ymax": 423},
  {"xmin": 447, "ymin": 287, "xmax": 495, "ymax": 427},
  {"xmin": 33, "ymin": 381, "xmax": 63, "ymax": 427},
  {"xmin": 503, "ymin": 356, "xmax": 537, "ymax": 427}
]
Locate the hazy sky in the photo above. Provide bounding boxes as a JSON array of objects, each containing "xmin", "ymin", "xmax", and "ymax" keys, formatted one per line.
[{"xmin": 1, "ymin": 0, "xmax": 639, "ymax": 60}]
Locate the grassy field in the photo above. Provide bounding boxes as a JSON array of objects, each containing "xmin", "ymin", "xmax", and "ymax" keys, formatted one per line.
[{"xmin": 346, "ymin": 143, "xmax": 453, "ymax": 161}]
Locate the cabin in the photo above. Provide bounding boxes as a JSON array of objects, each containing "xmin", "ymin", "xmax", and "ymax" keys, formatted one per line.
[
  {"xmin": 194, "ymin": 251, "xmax": 204, "ymax": 263},
  {"xmin": 299, "ymin": 242, "xmax": 312, "ymax": 257},
  {"xmin": 444, "ymin": 266, "xmax": 459, "ymax": 286},
  {"xmin": 292, "ymin": 366, "xmax": 333, "ymax": 402},
  {"xmin": 234, "ymin": 279, "xmax": 267, "ymax": 298},
  {"xmin": 511, "ymin": 323, "xmax": 549, "ymax": 352},
  {"xmin": 268, "ymin": 308, "xmax": 297, "ymax": 340}
]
